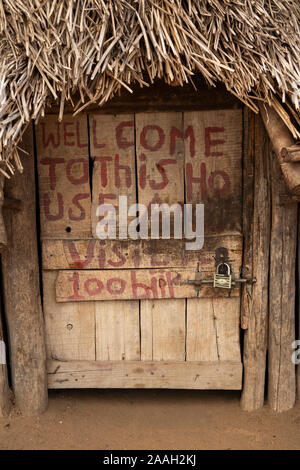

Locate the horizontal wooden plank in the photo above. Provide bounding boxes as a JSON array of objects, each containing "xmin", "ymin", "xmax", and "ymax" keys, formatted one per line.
[
  {"xmin": 47, "ymin": 81, "xmax": 241, "ymax": 116},
  {"xmin": 47, "ymin": 360, "xmax": 243, "ymax": 390},
  {"xmin": 55, "ymin": 268, "xmax": 240, "ymax": 302},
  {"xmin": 42, "ymin": 235, "xmax": 242, "ymax": 270}
]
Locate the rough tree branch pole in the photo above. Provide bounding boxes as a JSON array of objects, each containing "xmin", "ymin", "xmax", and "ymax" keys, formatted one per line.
[
  {"xmin": 259, "ymin": 104, "xmax": 300, "ymax": 195},
  {"xmin": 0, "ymin": 301, "xmax": 10, "ymax": 418},
  {"xmin": 1, "ymin": 124, "xmax": 48, "ymax": 416},
  {"xmin": 0, "ymin": 174, "xmax": 10, "ymax": 417}
]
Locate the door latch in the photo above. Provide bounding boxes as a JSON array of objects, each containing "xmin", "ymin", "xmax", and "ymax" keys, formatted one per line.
[{"xmin": 187, "ymin": 262, "xmax": 256, "ymax": 292}]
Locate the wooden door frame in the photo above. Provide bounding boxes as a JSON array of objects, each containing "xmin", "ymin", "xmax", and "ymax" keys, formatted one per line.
[
  {"xmin": 240, "ymin": 109, "xmax": 271, "ymax": 410},
  {"xmin": 1, "ymin": 124, "xmax": 48, "ymax": 416},
  {"xmin": 0, "ymin": 84, "xmax": 298, "ymax": 414}
]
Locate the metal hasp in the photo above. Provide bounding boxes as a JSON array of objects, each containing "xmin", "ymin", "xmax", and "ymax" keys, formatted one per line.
[{"xmin": 187, "ymin": 262, "xmax": 256, "ymax": 292}]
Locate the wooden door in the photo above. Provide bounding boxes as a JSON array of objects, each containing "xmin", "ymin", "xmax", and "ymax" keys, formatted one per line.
[{"xmin": 36, "ymin": 107, "xmax": 243, "ymax": 390}]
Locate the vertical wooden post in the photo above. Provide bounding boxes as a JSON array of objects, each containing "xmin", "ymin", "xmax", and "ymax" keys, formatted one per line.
[
  {"xmin": 298, "ymin": 216, "xmax": 300, "ymax": 399},
  {"xmin": 0, "ymin": 175, "xmax": 7, "ymax": 250},
  {"xmin": 0, "ymin": 174, "xmax": 10, "ymax": 417},
  {"xmin": 0, "ymin": 301, "xmax": 10, "ymax": 417},
  {"xmin": 268, "ymin": 151, "xmax": 297, "ymax": 412},
  {"xmin": 1, "ymin": 124, "xmax": 48, "ymax": 415},
  {"xmin": 241, "ymin": 111, "xmax": 271, "ymax": 411},
  {"xmin": 240, "ymin": 110, "xmax": 254, "ymax": 332}
]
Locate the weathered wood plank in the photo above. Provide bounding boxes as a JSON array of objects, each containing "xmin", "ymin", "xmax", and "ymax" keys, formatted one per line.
[
  {"xmin": 241, "ymin": 112, "xmax": 271, "ymax": 411},
  {"xmin": 42, "ymin": 235, "xmax": 242, "ymax": 270},
  {"xmin": 0, "ymin": 175, "xmax": 10, "ymax": 416},
  {"xmin": 48, "ymin": 360, "xmax": 243, "ymax": 390},
  {"xmin": 136, "ymin": 112, "xmax": 185, "ymax": 212},
  {"xmin": 90, "ymin": 114, "xmax": 136, "ymax": 237},
  {"xmin": 186, "ymin": 299, "xmax": 219, "ymax": 361},
  {"xmin": 241, "ymin": 108, "xmax": 254, "ymax": 330},
  {"xmin": 0, "ymin": 175, "xmax": 7, "ymax": 251},
  {"xmin": 186, "ymin": 298, "xmax": 240, "ymax": 362},
  {"xmin": 184, "ymin": 109, "xmax": 243, "ymax": 235},
  {"xmin": 184, "ymin": 110, "xmax": 243, "ymax": 366},
  {"xmin": 268, "ymin": 150, "xmax": 297, "ymax": 412},
  {"xmin": 43, "ymin": 271, "xmax": 96, "ymax": 361},
  {"xmin": 1, "ymin": 124, "xmax": 48, "ymax": 415},
  {"xmin": 90, "ymin": 114, "xmax": 140, "ymax": 358},
  {"xmin": 56, "ymin": 268, "xmax": 240, "ymax": 302},
  {"xmin": 49, "ymin": 82, "xmax": 241, "ymax": 116},
  {"xmin": 212, "ymin": 297, "xmax": 241, "ymax": 361},
  {"xmin": 0, "ymin": 301, "xmax": 10, "ymax": 417},
  {"xmin": 36, "ymin": 114, "xmax": 91, "ymax": 239},
  {"xmin": 298, "ymin": 215, "xmax": 300, "ymax": 401},
  {"xmin": 141, "ymin": 299, "xmax": 186, "ymax": 361},
  {"xmin": 95, "ymin": 300, "xmax": 140, "ymax": 360},
  {"xmin": 135, "ymin": 111, "xmax": 187, "ymax": 364}
]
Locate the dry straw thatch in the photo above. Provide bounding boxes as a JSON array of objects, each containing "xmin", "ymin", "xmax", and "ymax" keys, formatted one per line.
[{"xmin": 0, "ymin": 0, "xmax": 299, "ymax": 176}]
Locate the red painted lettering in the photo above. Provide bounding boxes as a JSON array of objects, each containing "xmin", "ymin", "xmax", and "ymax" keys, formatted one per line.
[
  {"xmin": 68, "ymin": 272, "xmax": 84, "ymax": 300},
  {"xmin": 138, "ymin": 153, "xmax": 147, "ymax": 189},
  {"xmin": 67, "ymin": 240, "xmax": 96, "ymax": 269},
  {"xmin": 98, "ymin": 245, "xmax": 106, "ymax": 268},
  {"xmin": 95, "ymin": 156, "xmax": 112, "ymax": 188},
  {"xmin": 114, "ymin": 154, "xmax": 132, "ymax": 188},
  {"xmin": 132, "ymin": 249, "xmax": 141, "ymax": 268},
  {"xmin": 170, "ymin": 126, "xmax": 195, "ymax": 157},
  {"xmin": 40, "ymin": 158, "xmax": 65, "ymax": 190},
  {"xmin": 66, "ymin": 158, "xmax": 89, "ymax": 185},
  {"xmin": 107, "ymin": 245, "xmax": 126, "ymax": 268},
  {"xmin": 158, "ymin": 276, "xmax": 167, "ymax": 298},
  {"xmin": 76, "ymin": 121, "xmax": 88, "ymax": 148},
  {"xmin": 106, "ymin": 278, "xmax": 126, "ymax": 295},
  {"xmin": 84, "ymin": 278, "xmax": 103, "ymax": 296},
  {"xmin": 116, "ymin": 121, "xmax": 134, "ymax": 149},
  {"xmin": 149, "ymin": 159, "xmax": 176, "ymax": 190},
  {"xmin": 97, "ymin": 193, "xmax": 116, "ymax": 206},
  {"xmin": 68, "ymin": 193, "xmax": 89, "ymax": 221},
  {"xmin": 166, "ymin": 271, "xmax": 181, "ymax": 298},
  {"xmin": 140, "ymin": 125, "xmax": 165, "ymax": 152},
  {"xmin": 41, "ymin": 122, "xmax": 60, "ymax": 148},
  {"xmin": 63, "ymin": 122, "xmax": 75, "ymax": 147},
  {"xmin": 43, "ymin": 192, "xmax": 64, "ymax": 220},
  {"xmin": 208, "ymin": 170, "xmax": 230, "ymax": 196},
  {"xmin": 92, "ymin": 119, "xmax": 105, "ymax": 149},
  {"xmin": 185, "ymin": 162, "xmax": 207, "ymax": 201},
  {"xmin": 131, "ymin": 271, "xmax": 158, "ymax": 299},
  {"xmin": 205, "ymin": 127, "xmax": 225, "ymax": 157}
]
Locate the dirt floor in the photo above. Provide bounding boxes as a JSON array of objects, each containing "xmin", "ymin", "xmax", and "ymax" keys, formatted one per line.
[{"xmin": 0, "ymin": 389, "xmax": 300, "ymax": 450}]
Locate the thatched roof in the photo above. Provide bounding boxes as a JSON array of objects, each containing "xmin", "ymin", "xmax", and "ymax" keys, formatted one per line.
[{"xmin": 0, "ymin": 0, "xmax": 299, "ymax": 176}]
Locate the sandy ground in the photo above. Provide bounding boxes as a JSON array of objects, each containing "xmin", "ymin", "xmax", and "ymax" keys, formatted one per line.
[{"xmin": 0, "ymin": 389, "xmax": 300, "ymax": 450}]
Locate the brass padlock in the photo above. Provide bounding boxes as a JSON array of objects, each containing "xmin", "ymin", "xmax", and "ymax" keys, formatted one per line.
[{"xmin": 213, "ymin": 263, "xmax": 232, "ymax": 289}]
